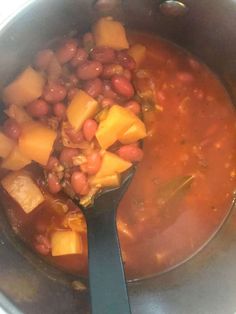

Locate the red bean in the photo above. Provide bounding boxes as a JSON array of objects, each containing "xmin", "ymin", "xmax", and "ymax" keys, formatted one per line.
[
  {"xmin": 56, "ymin": 38, "xmax": 78, "ymax": 64},
  {"xmin": 111, "ymin": 75, "xmax": 134, "ymax": 99},
  {"xmin": 102, "ymin": 64, "xmax": 123, "ymax": 79},
  {"xmin": 90, "ymin": 46, "xmax": 115, "ymax": 64},
  {"xmin": 34, "ymin": 234, "xmax": 51, "ymax": 256},
  {"xmin": 176, "ymin": 72, "xmax": 194, "ymax": 83},
  {"xmin": 64, "ymin": 126, "xmax": 84, "ymax": 144},
  {"xmin": 82, "ymin": 78, "xmax": 102, "ymax": 98},
  {"xmin": 117, "ymin": 144, "xmax": 144, "ymax": 162},
  {"xmin": 71, "ymin": 171, "xmax": 89, "ymax": 195},
  {"xmin": 102, "ymin": 81, "xmax": 118, "ymax": 99},
  {"xmin": 116, "ymin": 51, "xmax": 136, "ymax": 70},
  {"xmin": 46, "ymin": 156, "xmax": 59, "ymax": 171},
  {"xmin": 27, "ymin": 99, "xmax": 50, "ymax": 117},
  {"xmin": 76, "ymin": 61, "xmax": 103, "ymax": 80},
  {"xmin": 123, "ymin": 69, "xmax": 132, "ymax": 81},
  {"xmin": 59, "ymin": 147, "xmax": 79, "ymax": 166},
  {"xmin": 83, "ymin": 32, "xmax": 94, "ymax": 51},
  {"xmin": 100, "ymin": 97, "xmax": 114, "ymax": 108},
  {"xmin": 35, "ymin": 49, "xmax": 54, "ymax": 70},
  {"xmin": 82, "ymin": 152, "xmax": 102, "ymax": 175},
  {"xmin": 3, "ymin": 118, "xmax": 21, "ymax": 140},
  {"xmin": 43, "ymin": 83, "xmax": 67, "ymax": 103},
  {"xmin": 82, "ymin": 119, "xmax": 98, "ymax": 142},
  {"xmin": 47, "ymin": 173, "xmax": 62, "ymax": 194},
  {"xmin": 70, "ymin": 48, "xmax": 88, "ymax": 67},
  {"xmin": 68, "ymin": 74, "xmax": 79, "ymax": 86},
  {"xmin": 53, "ymin": 102, "xmax": 66, "ymax": 118},
  {"xmin": 124, "ymin": 100, "xmax": 141, "ymax": 115},
  {"xmin": 67, "ymin": 87, "xmax": 77, "ymax": 101}
]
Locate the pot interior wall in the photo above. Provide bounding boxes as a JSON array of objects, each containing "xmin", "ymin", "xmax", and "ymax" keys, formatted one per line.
[{"xmin": 0, "ymin": 0, "xmax": 236, "ymax": 313}]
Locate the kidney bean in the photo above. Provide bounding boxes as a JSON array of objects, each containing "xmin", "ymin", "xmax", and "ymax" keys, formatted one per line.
[
  {"xmin": 3, "ymin": 118, "xmax": 21, "ymax": 140},
  {"xmin": 59, "ymin": 147, "xmax": 79, "ymax": 166},
  {"xmin": 83, "ymin": 152, "xmax": 102, "ymax": 175},
  {"xmin": 102, "ymin": 64, "xmax": 123, "ymax": 79},
  {"xmin": 56, "ymin": 38, "xmax": 78, "ymax": 64},
  {"xmin": 116, "ymin": 51, "xmax": 136, "ymax": 70},
  {"xmin": 46, "ymin": 156, "xmax": 59, "ymax": 171},
  {"xmin": 47, "ymin": 173, "xmax": 62, "ymax": 194},
  {"xmin": 123, "ymin": 69, "xmax": 132, "ymax": 81},
  {"xmin": 71, "ymin": 171, "xmax": 89, "ymax": 195},
  {"xmin": 27, "ymin": 99, "xmax": 50, "ymax": 117},
  {"xmin": 124, "ymin": 100, "xmax": 141, "ymax": 115},
  {"xmin": 43, "ymin": 83, "xmax": 67, "ymax": 103},
  {"xmin": 64, "ymin": 126, "xmax": 84, "ymax": 144},
  {"xmin": 82, "ymin": 78, "xmax": 102, "ymax": 98},
  {"xmin": 67, "ymin": 87, "xmax": 77, "ymax": 101},
  {"xmin": 117, "ymin": 144, "xmax": 144, "ymax": 162},
  {"xmin": 100, "ymin": 97, "xmax": 114, "ymax": 108},
  {"xmin": 83, "ymin": 32, "xmax": 94, "ymax": 52},
  {"xmin": 82, "ymin": 119, "xmax": 98, "ymax": 141},
  {"xmin": 70, "ymin": 48, "xmax": 88, "ymax": 67},
  {"xmin": 35, "ymin": 49, "xmax": 54, "ymax": 70},
  {"xmin": 76, "ymin": 61, "xmax": 103, "ymax": 80},
  {"xmin": 34, "ymin": 234, "xmax": 51, "ymax": 256},
  {"xmin": 111, "ymin": 75, "xmax": 134, "ymax": 99},
  {"xmin": 102, "ymin": 81, "xmax": 118, "ymax": 99},
  {"xmin": 90, "ymin": 46, "xmax": 115, "ymax": 64},
  {"xmin": 176, "ymin": 71, "xmax": 194, "ymax": 83},
  {"xmin": 53, "ymin": 102, "xmax": 66, "ymax": 119},
  {"xmin": 68, "ymin": 74, "xmax": 79, "ymax": 86}
]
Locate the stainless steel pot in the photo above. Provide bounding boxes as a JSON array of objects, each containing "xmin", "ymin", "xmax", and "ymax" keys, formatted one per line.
[{"xmin": 0, "ymin": 0, "xmax": 236, "ymax": 313}]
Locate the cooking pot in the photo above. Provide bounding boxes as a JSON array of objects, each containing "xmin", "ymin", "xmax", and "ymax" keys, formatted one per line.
[{"xmin": 0, "ymin": 0, "xmax": 236, "ymax": 313}]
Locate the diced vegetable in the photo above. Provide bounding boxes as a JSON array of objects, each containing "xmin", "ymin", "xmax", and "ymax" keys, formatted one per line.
[
  {"xmin": 51, "ymin": 231, "xmax": 83, "ymax": 256},
  {"xmin": 128, "ymin": 44, "xmax": 146, "ymax": 67},
  {"xmin": 18, "ymin": 122, "xmax": 57, "ymax": 165},
  {"xmin": 5, "ymin": 104, "xmax": 32, "ymax": 124},
  {"xmin": 3, "ymin": 67, "xmax": 45, "ymax": 106},
  {"xmin": 66, "ymin": 89, "xmax": 99, "ymax": 130},
  {"xmin": 93, "ymin": 17, "xmax": 129, "ymax": 50},
  {"xmin": 96, "ymin": 105, "xmax": 138, "ymax": 149},
  {"xmin": 0, "ymin": 132, "xmax": 15, "ymax": 158},
  {"xmin": 118, "ymin": 118, "xmax": 147, "ymax": 144},
  {"xmin": 1, "ymin": 171, "xmax": 45, "ymax": 213},
  {"xmin": 89, "ymin": 173, "xmax": 121, "ymax": 188},
  {"xmin": 63, "ymin": 211, "xmax": 87, "ymax": 233},
  {"xmin": 1, "ymin": 146, "xmax": 31, "ymax": 171},
  {"xmin": 95, "ymin": 151, "xmax": 132, "ymax": 178}
]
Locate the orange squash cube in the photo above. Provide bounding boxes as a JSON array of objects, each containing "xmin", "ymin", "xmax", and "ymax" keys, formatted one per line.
[
  {"xmin": 5, "ymin": 104, "xmax": 32, "ymax": 124},
  {"xmin": 0, "ymin": 132, "xmax": 15, "ymax": 158},
  {"xmin": 118, "ymin": 118, "xmax": 147, "ymax": 144},
  {"xmin": 89, "ymin": 173, "xmax": 121, "ymax": 188},
  {"xmin": 3, "ymin": 67, "xmax": 45, "ymax": 106},
  {"xmin": 1, "ymin": 146, "xmax": 31, "ymax": 171},
  {"xmin": 96, "ymin": 105, "xmax": 137, "ymax": 149},
  {"xmin": 18, "ymin": 122, "xmax": 57, "ymax": 166},
  {"xmin": 51, "ymin": 231, "xmax": 83, "ymax": 256},
  {"xmin": 66, "ymin": 89, "xmax": 99, "ymax": 130},
  {"xmin": 128, "ymin": 44, "xmax": 146, "ymax": 67},
  {"xmin": 93, "ymin": 17, "xmax": 129, "ymax": 50}
]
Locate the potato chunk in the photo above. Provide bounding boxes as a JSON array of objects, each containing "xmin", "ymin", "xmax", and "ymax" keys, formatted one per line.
[
  {"xmin": 51, "ymin": 231, "xmax": 83, "ymax": 256},
  {"xmin": 66, "ymin": 89, "xmax": 99, "ymax": 130},
  {"xmin": 0, "ymin": 132, "xmax": 15, "ymax": 158},
  {"xmin": 118, "ymin": 118, "xmax": 147, "ymax": 144},
  {"xmin": 1, "ymin": 146, "xmax": 31, "ymax": 171},
  {"xmin": 89, "ymin": 173, "xmax": 121, "ymax": 188},
  {"xmin": 96, "ymin": 105, "xmax": 138, "ymax": 149},
  {"xmin": 95, "ymin": 151, "xmax": 132, "ymax": 178},
  {"xmin": 1, "ymin": 171, "xmax": 44, "ymax": 214},
  {"xmin": 5, "ymin": 104, "xmax": 32, "ymax": 124},
  {"xmin": 93, "ymin": 17, "xmax": 129, "ymax": 50},
  {"xmin": 18, "ymin": 122, "xmax": 57, "ymax": 166},
  {"xmin": 128, "ymin": 44, "xmax": 146, "ymax": 67},
  {"xmin": 3, "ymin": 67, "xmax": 45, "ymax": 106}
]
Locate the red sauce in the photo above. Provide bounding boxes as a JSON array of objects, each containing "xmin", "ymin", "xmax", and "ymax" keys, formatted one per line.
[{"xmin": 2, "ymin": 32, "xmax": 236, "ymax": 280}]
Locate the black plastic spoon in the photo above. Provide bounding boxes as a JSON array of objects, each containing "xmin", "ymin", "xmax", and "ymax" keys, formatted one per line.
[{"xmin": 77, "ymin": 169, "xmax": 134, "ymax": 314}]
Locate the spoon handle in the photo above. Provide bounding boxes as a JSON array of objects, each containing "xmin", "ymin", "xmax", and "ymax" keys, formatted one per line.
[{"xmin": 86, "ymin": 209, "xmax": 131, "ymax": 314}]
